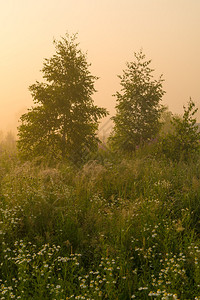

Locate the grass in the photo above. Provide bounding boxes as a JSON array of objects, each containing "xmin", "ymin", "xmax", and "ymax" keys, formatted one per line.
[{"xmin": 1, "ymin": 143, "xmax": 200, "ymax": 299}]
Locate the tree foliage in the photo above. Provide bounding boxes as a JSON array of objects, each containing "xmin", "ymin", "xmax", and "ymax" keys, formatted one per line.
[
  {"xmin": 161, "ymin": 99, "xmax": 200, "ymax": 161},
  {"xmin": 17, "ymin": 33, "xmax": 108, "ymax": 163},
  {"xmin": 109, "ymin": 50, "xmax": 165, "ymax": 152}
]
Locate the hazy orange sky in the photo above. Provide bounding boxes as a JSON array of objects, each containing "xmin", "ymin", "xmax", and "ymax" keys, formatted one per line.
[{"xmin": 0, "ymin": 0, "xmax": 200, "ymax": 133}]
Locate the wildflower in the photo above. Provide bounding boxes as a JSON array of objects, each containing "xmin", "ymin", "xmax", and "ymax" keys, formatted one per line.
[{"xmin": 148, "ymin": 291, "xmax": 157, "ymax": 296}]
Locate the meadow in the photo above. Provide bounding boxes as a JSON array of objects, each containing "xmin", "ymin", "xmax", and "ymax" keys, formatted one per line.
[{"xmin": 1, "ymin": 138, "xmax": 200, "ymax": 299}]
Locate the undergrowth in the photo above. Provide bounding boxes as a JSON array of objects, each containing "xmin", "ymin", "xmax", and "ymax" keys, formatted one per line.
[{"xmin": 1, "ymin": 146, "xmax": 200, "ymax": 299}]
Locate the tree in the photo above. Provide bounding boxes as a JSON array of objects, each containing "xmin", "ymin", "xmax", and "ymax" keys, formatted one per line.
[
  {"xmin": 159, "ymin": 109, "xmax": 174, "ymax": 136},
  {"xmin": 161, "ymin": 99, "xmax": 200, "ymax": 161},
  {"xmin": 17, "ymin": 33, "xmax": 108, "ymax": 163},
  {"xmin": 109, "ymin": 50, "xmax": 165, "ymax": 152}
]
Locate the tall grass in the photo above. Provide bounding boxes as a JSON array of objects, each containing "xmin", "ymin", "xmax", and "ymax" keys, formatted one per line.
[{"xmin": 1, "ymin": 143, "xmax": 200, "ymax": 299}]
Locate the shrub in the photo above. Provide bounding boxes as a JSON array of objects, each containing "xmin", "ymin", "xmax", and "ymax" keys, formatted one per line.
[{"xmin": 160, "ymin": 99, "xmax": 200, "ymax": 161}]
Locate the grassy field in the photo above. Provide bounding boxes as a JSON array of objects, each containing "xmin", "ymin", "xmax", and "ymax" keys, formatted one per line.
[{"xmin": 1, "ymin": 142, "xmax": 200, "ymax": 299}]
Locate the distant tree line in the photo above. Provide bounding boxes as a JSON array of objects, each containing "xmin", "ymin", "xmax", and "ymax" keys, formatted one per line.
[{"xmin": 17, "ymin": 33, "xmax": 200, "ymax": 164}]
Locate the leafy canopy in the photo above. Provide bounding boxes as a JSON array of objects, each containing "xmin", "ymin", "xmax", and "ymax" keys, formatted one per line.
[
  {"xmin": 109, "ymin": 50, "xmax": 165, "ymax": 152},
  {"xmin": 17, "ymin": 33, "xmax": 108, "ymax": 163}
]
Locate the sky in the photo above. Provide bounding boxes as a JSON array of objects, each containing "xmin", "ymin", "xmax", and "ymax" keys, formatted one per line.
[{"xmin": 0, "ymin": 0, "xmax": 200, "ymax": 134}]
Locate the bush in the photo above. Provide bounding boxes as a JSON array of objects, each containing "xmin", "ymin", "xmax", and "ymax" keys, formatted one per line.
[{"xmin": 160, "ymin": 99, "xmax": 200, "ymax": 161}]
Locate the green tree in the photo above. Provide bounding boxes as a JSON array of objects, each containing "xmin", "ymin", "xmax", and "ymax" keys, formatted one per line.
[
  {"xmin": 161, "ymin": 99, "xmax": 200, "ymax": 161},
  {"xmin": 17, "ymin": 33, "xmax": 108, "ymax": 163},
  {"xmin": 109, "ymin": 50, "xmax": 165, "ymax": 152}
]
